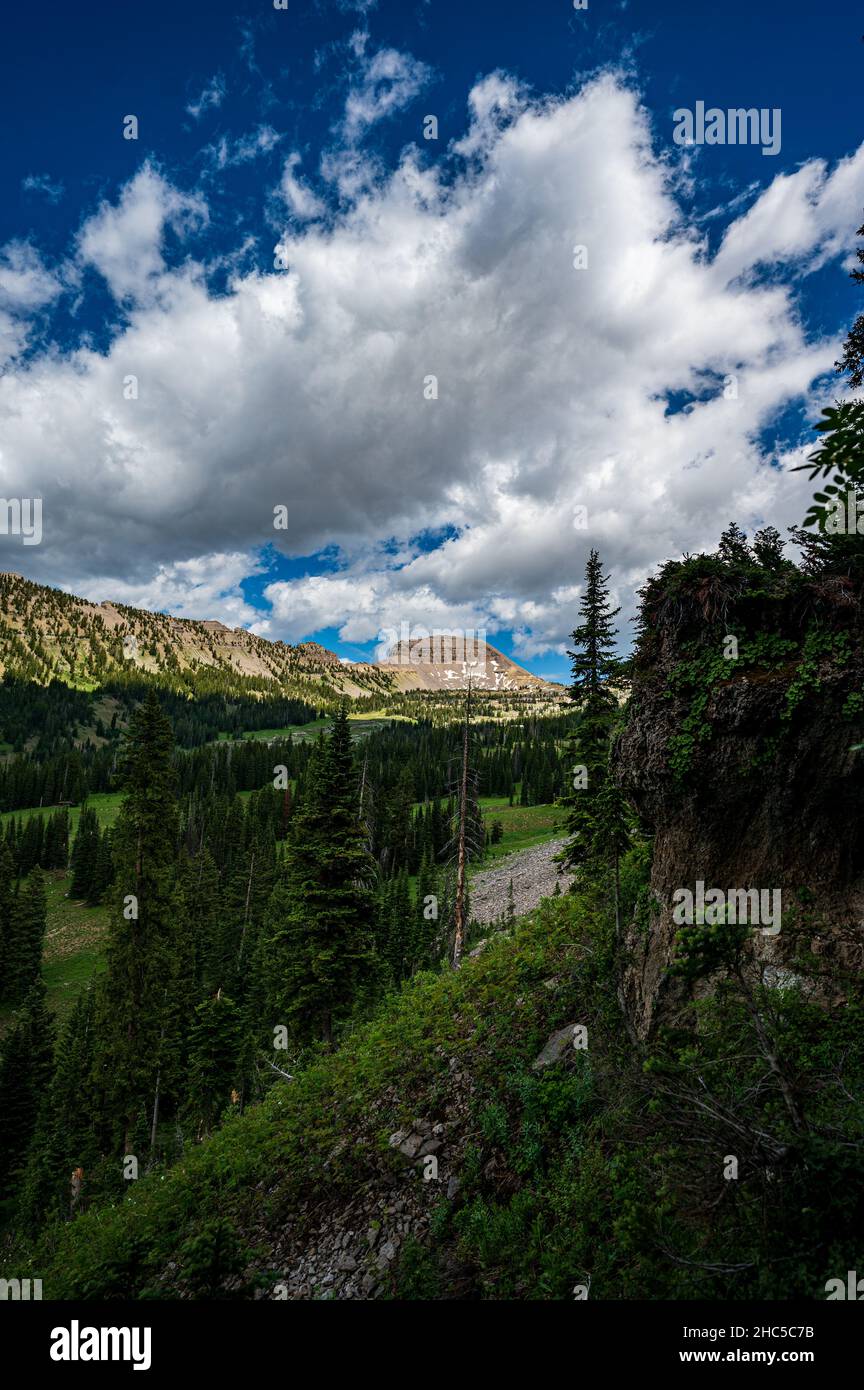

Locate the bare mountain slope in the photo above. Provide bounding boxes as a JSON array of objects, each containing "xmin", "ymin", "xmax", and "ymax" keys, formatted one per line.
[
  {"xmin": 0, "ymin": 572, "xmax": 557, "ymax": 702},
  {"xmin": 0, "ymin": 572, "xmax": 390, "ymax": 700}
]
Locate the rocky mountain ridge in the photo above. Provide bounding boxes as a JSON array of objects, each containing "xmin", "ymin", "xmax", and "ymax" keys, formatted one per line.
[{"xmin": 0, "ymin": 572, "xmax": 556, "ymax": 700}]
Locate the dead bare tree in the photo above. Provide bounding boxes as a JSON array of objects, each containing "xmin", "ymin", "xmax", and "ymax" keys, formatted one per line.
[
  {"xmin": 236, "ymin": 852, "xmax": 255, "ymax": 969},
  {"xmin": 357, "ymin": 748, "xmax": 377, "ymax": 856},
  {"xmin": 450, "ymin": 679, "xmax": 483, "ymax": 969}
]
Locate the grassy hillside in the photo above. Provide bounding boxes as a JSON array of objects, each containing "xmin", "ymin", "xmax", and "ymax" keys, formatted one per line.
[
  {"xmin": 40, "ymin": 877, "xmax": 110, "ymax": 1024},
  {"xmin": 18, "ymin": 876, "xmax": 863, "ymax": 1302},
  {"xmin": 477, "ymin": 798, "xmax": 564, "ymax": 857},
  {"xmin": 0, "ymin": 791, "xmax": 123, "ymax": 835},
  {"xmin": 217, "ymin": 716, "xmax": 404, "ymax": 743},
  {"xmin": 0, "ymin": 874, "xmax": 110, "ymax": 1036}
]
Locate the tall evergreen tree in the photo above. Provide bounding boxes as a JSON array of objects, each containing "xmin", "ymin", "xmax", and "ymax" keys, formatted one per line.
[
  {"xmin": 17, "ymin": 815, "xmax": 44, "ymax": 876},
  {"xmin": 835, "ymin": 211, "xmax": 864, "ymax": 388},
  {"xmin": 0, "ymin": 982, "xmax": 55, "ymax": 1201},
  {"xmin": 3, "ymin": 867, "xmax": 47, "ymax": 1006},
  {"xmin": 19, "ymin": 986, "xmax": 98, "ymax": 1230},
  {"xmin": 44, "ymin": 806, "xmax": 70, "ymax": 870},
  {"xmin": 258, "ymin": 704, "xmax": 376, "ymax": 1047},
  {"xmin": 91, "ymin": 826, "xmax": 114, "ymax": 903},
  {"xmin": 92, "ymin": 690, "xmax": 186, "ymax": 1153},
  {"xmin": 414, "ymin": 855, "xmax": 441, "ymax": 970},
  {"xmin": 590, "ymin": 764, "xmax": 632, "ymax": 936},
  {"xmin": 186, "ymin": 990, "xmax": 243, "ymax": 1136},
  {"xmin": 718, "ymin": 521, "xmax": 752, "ymax": 566},
  {"xmin": 69, "ymin": 806, "xmax": 100, "ymax": 899},
  {"xmin": 380, "ymin": 870, "xmax": 413, "ymax": 982},
  {"xmin": 562, "ymin": 550, "xmax": 622, "ymax": 869},
  {"xmin": 184, "ymin": 845, "xmax": 222, "ymax": 993},
  {"xmin": 0, "ymin": 841, "xmax": 14, "ymax": 996}
]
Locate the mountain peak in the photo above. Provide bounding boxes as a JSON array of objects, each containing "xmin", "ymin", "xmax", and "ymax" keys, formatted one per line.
[{"xmin": 377, "ymin": 635, "xmax": 553, "ymax": 692}]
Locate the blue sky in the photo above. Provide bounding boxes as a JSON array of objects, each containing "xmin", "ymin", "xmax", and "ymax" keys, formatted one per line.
[{"xmin": 0, "ymin": 0, "xmax": 860, "ymax": 681}]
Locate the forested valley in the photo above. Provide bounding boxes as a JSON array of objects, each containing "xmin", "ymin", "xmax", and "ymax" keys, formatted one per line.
[{"xmin": 0, "ymin": 679, "xmax": 569, "ymax": 1250}]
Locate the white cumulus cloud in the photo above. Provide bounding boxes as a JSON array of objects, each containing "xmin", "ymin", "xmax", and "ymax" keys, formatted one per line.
[{"xmin": 1, "ymin": 71, "xmax": 862, "ymax": 658}]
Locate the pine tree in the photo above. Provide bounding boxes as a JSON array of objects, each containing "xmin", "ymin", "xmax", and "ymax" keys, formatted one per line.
[
  {"xmin": 590, "ymin": 766, "xmax": 632, "ymax": 936},
  {"xmin": 752, "ymin": 526, "xmax": 787, "ymax": 571},
  {"xmin": 185, "ymin": 845, "xmax": 223, "ymax": 993},
  {"xmin": 378, "ymin": 769, "xmax": 409, "ymax": 875},
  {"xmin": 186, "ymin": 991, "xmax": 243, "ymax": 1136},
  {"xmin": 567, "ymin": 549, "xmax": 621, "ymax": 713},
  {"xmin": 414, "ymin": 854, "xmax": 441, "ymax": 969},
  {"xmin": 451, "ymin": 682, "xmax": 482, "ymax": 968},
  {"xmin": 0, "ymin": 982, "xmax": 55, "ymax": 1201},
  {"xmin": 69, "ymin": 806, "xmax": 100, "ymax": 899},
  {"xmin": 0, "ymin": 841, "xmax": 14, "ymax": 997},
  {"xmin": 3, "ymin": 867, "xmax": 47, "ymax": 1006},
  {"xmin": 44, "ymin": 806, "xmax": 70, "ymax": 870},
  {"xmin": 383, "ymin": 870, "xmax": 413, "ymax": 982},
  {"xmin": 19, "ymin": 987, "xmax": 98, "ymax": 1230},
  {"xmin": 93, "ymin": 690, "xmax": 186, "ymax": 1153},
  {"xmin": 562, "ymin": 550, "xmax": 621, "ymax": 869},
  {"xmin": 258, "ymin": 704, "xmax": 376, "ymax": 1047},
  {"xmin": 17, "ymin": 815, "xmax": 44, "ymax": 876},
  {"xmin": 91, "ymin": 826, "xmax": 114, "ymax": 903},
  {"xmin": 835, "ymin": 213, "xmax": 864, "ymax": 387},
  {"xmin": 718, "ymin": 522, "xmax": 752, "ymax": 566}
]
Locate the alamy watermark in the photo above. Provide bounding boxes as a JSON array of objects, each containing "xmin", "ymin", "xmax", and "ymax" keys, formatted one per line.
[
  {"xmin": 0, "ymin": 1277, "xmax": 42, "ymax": 1300},
  {"xmin": 673, "ymin": 102, "xmax": 781, "ymax": 157},
  {"xmin": 825, "ymin": 1271, "xmax": 864, "ymax": 1300},
  {"xmin": 376, "ymin": 623, "xmax": 488, "ymax": 672},
  {"xmin": 822, "ymin": 489, "xmax": 864, "ymax": 535},
  {"xmin": 0, "ymin": 497, "xmax": 42, "ymax": 545},
  {"xmin": 50, "ymin": 1322, "xmax": 151, "ymax": 1370},
  {"xmin": 672, "ymin": 881, "xmax": 781, "ymax": 936}
]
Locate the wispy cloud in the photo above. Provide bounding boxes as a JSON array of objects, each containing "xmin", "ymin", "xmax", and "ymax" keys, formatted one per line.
[
  {"xmin": 204, "ymin": 124, "xmax": 282, "ymax": 171},
  {"xmin": 0, "ymin": 240, "xmax": 63, "ymax": 312},
  {"xmin": 0, "ymin": 239, "xmax": 63, "ymax": 365},
  {"xmin": 186, "ymin": 74, "xmax": 226, "ymax": 122},
  {"xmin": 277, "ymin": 153, "xmax": 326, "ymax": 221},
  {"xmin": 341, "ymin": 37, "xmax": 431, "ymax": 142},
  {"xmin": 77, "ymin": 553, "xmax": 266, "ymax": 628},
  {"xmin": 22, "ymin": 173, "xmax": 65, "ymax": 204}
]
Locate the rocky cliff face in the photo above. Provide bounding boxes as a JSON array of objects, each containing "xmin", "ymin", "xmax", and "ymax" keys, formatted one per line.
[{"xmin": 613, "ymin": 550, "xmax": 864, "ymax": 1038}]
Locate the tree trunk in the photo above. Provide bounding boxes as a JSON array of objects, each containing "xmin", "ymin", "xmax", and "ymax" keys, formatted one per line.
[
  {"xmin": 452, "ymin": 682, "xmax": 472, "ymax": 969},
  {"xmin": 149, "ymin": 1066, "xmax": 161, "ymax": 1157},
  {"xmin": 358, "ymin": 752, "xmax": 367, "ymax": 821},
  {"xmin": 237, "ymin": 853, "xmax": 255, "ymax": 967},
  {"xmin": 736, "ymin": 968, "xmax": 805, "ymax": 1135},
  {"xmin": 149, "ymin": 990, "xmax": 169, "ymax": 1159}
]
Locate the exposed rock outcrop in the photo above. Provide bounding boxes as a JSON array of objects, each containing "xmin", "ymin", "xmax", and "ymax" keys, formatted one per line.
[
  {"xmin": 259, "ymin": 1063, "xmax": 476, "ymax": 1300},
  {"xmin": 532, "ymin": 1022, "xmax": 582, "ymax": 1070},
  {"xmin": 614, "ymin": 552, "xmax": 864, "ymax": 1038}
]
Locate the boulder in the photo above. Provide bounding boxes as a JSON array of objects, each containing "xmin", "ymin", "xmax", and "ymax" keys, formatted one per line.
[{"xmin": 532, "ymin": 1023, "xmax": 579, "ymax": 1070}]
